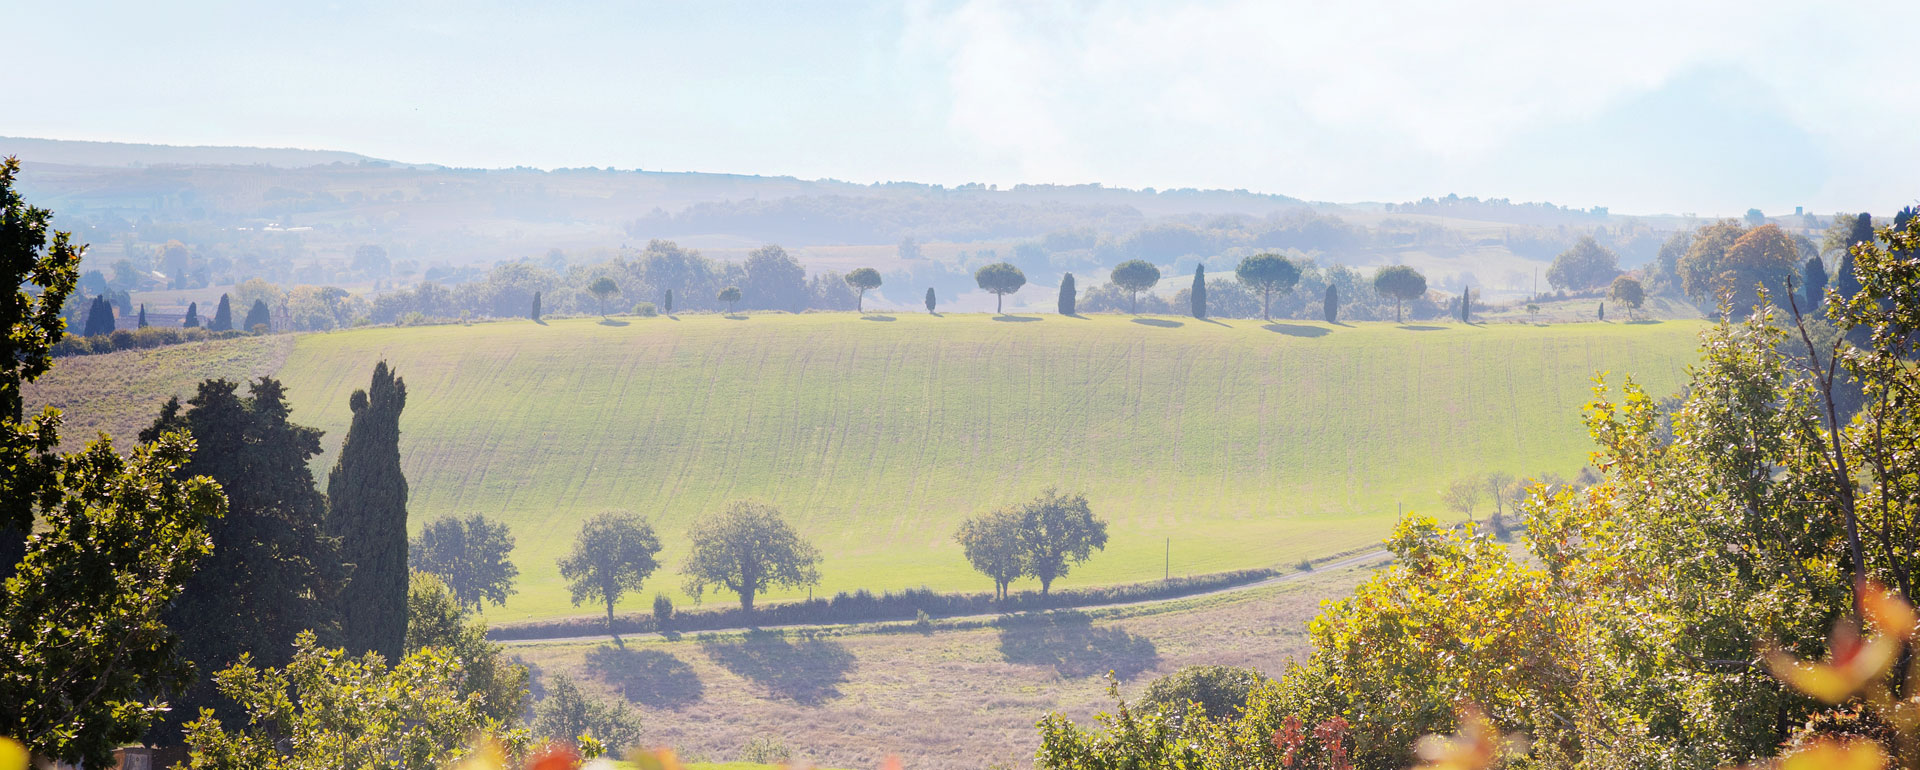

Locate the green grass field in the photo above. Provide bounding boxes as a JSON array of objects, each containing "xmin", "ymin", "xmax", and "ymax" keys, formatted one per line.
[{"xmin": 27, "ymin": 313, "xmax": 1707, "ymax": 623}]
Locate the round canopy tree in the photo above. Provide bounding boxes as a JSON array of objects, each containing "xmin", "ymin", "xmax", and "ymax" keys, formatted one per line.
[
  {"xmin": 717, "ymin": 285, "xmax": 742, "ymax": 315},
  {"xmin": 1372, "ymin": 265, "xmax": 1427, "ymax": 323},
  {"xmin": 844, "ymin": 267, "xmax": 883, "ymax": 313},
  {"xmin": 1608, "ymin": 276, "xmax": 1646, "ymax": 319},
  {"xmin": 1234, "ymin": 253, "xmax": 1301, "ymax": 320},
  {"xmin": 588, "ymin": 276, "xmax": 620, "ymax": 317},
  {"xmin": 1109, "ymin": 260, "xmax": 1162, "ymax": 314},
  {"xmin": 559, "ymin": 510, "xmax": 662, "ymax": 632},
  {"xmin": 682, "ymin": 500, "xmax": 821, "ymax": 615},
  {"xmin": 975, "ymin": 262, "xmax": 1027, "ymax": 314},
  {"xmin": 1546, "ymin": 236, "xmax": 1622, "ymax": 292}
]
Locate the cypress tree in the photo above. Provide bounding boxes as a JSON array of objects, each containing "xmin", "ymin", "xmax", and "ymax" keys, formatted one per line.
[
  {"xmin": 84, "ymin": 295, "xmax": 115, "ymax": 337},
  {"xmin": 209, "ymin": 293, "xmax": 233, "ymax": 332},
  {"xmin": 244, "ymin": 299, "xmax": 270, "ymax": 332},
  {"xmin": 326, "ymin": 361, "xmax": 410, "ymax": 663},
  {"xmin": 1801, "ymin": 256, "xmax": 1827, "ymax": 315},
  {"xmin": 183, "ymin": 302, "xmax": 199, "ymax": 328},
  {"xmin": 1598, "ymin": 302, "xmax": 1605, "ymax": 322},
  {"xmin": 531, "ymin": 291, "xmax": 542, "ymax": 322},
  {"xmin": 1058, "ymin": 272, "xmax": 1076, "ymax": 315},
  {"xmin": 1460, "ymin": 286, "xmax": 1471, "ymax": 323},
  {"xmin": 1190, "ymin": 265, "xmax": 1207, "ymax": 319},
  {"xmin": 663, "ymin": 288, "xmax": 673, "ymax": 315},
  {"xmin": 137, "ymin": 303, "xmax": 148, "ymax": 328},
  {"xmin": 1324, "ymin": 283, "xmax": 1338, "ymax": 323},
  {"xmin": 925, "ymin": 287, "xmax": 936, "ymax": 314},
  {"xmin": 141, "ymin": 378, "xmax": 343, "ymax": 739}
]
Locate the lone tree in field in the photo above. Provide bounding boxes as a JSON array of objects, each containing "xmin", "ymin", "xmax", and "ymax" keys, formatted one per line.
[
  {"xmin": 530, "ymin": 291, "xmax": 542, "ymax": 322},
  {"xmin": 1458, "ymin": 286, "xmax": 1471, "ymax": 323},
  {"xmin": 664, "ymin": 288, "xmax": 674, "ymax": 315},
  {"xmin": 1110, "ymin": 259, "xmax": 1161, "ymax": 314},
  {"xmin": 1324, "ymin": 283, "xmax": 1338, "ymax": 323},
  {"xmin": 718, "ymin": 285, "xmax": 742, "ymax": 315},
  {"xmin": 1800, "ymin": 255, "xmax": 1827, "ymax": 315},
  {"xmin": 244, "ymin": 298, "xmax": 270, "ymax": 332},
  {"xmin": 1607, "ymin": 276, "xmax": 1646, "ymax": 319},
  {"xmin": 845, "ymin": 267, "xmax": 883, "ymax": 313},
  {"xmin": 1190, "ymin": 265, "xmax": 1207, "ymax": 319},
  {"xmin": 1235, "ymin": 253, "xmax": 1301, "ymax": 321},
  {"xmin": 326, "ymin": 360, "xmax": 410, "ymax": 662},
  {"xmin": 411, "ymin": 513, "xmax": 519, "ymax": 611},
  {"xmin": 209, "ymin": 293, "xmax": 233, "ymax": 332},
  {"xmin": 589, "ymin": 276, "xmax": 620, "ymax": 317},
  {"xmin": 925, "ymin": 287, "xmax": 936, "ymax": 314},
  {"xmin": 1058, "ymin": 272, "xmax": 1076, "ymax": 315},
  {"xmin": 955, "ymin": 507, "xmax": 1027, "ymax": 601},
  {"xmin": 975, "ymin": 262, "xmax": 1027, "ymax": 314},
  {"xmin": 1372, "ymin": 265, "xmax": 1427, "ymax": 323},
  {"xmin": 1441, "ymin": 477, "xmax": 1485, "ymax": 523},
  {"xmin": 1016, "ymin": 488, "xmax": 1108, "ymax": 595},
  {"xmin": 682, "ymin": 500, "xmax": 821, "ymax": 615},
  {"xmin": 137, "ymin": 303, "xmax": 148, "ymax": 328},
  {"xmin": 1546, "ymin": 236, "xmax": 1622, "ymax": 291},
  {"xmin": 1483, "ymin": 471, "xmax": 1516, "ymax": 538},
  {"xmin": 183, "ymin": 301, "xmax": 200, "ymax": 328},
  {"xmin": 559, "ymin": 511, "xmax": 662, "ymax": 632}
]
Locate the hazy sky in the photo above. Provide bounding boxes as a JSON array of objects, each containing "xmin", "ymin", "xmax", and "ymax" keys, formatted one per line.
[{"xmin": 10, "ymin": 0, "xmax": 1914, "ymax": 215}]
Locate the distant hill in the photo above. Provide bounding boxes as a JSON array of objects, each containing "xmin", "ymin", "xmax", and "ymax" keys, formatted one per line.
[{"xmin": 0, "ymin": 136, "xmax": 405, "ymax": 169}]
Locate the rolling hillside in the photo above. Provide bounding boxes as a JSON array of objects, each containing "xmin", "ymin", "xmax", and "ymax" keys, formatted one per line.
[{"xmin": 26, "ymin": 314, "xmax": 1707, "ymax": 622}]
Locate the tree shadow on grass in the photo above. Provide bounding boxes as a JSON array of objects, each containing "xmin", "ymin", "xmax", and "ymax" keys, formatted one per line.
[
  {"xmin": 598, "ymin": 318, "xmax": 630, "ymax": 327},
  {"xmin": 1132, "ymin": 318, "xmax": 1184, "ymax": 328},
  {"xmin": 993, "ymin": 314, "xmax": 1042, "ymax": 323},
  {"xmin": 996, "ymin": 611, "xmax": 1159, "ymax": 680},
  {"xmin": 724, "ymin": 314, "xmax": 750, "ymax": 321},
  {"xmin": 698, "ymin": 630, "xmax": 854, "ymax": 704},
  {"xmin": 583, "ymin": 646, "xmax": 705, "ymax": 710},
  {"xmin": 1626, "ymin": 319, "xmax": 1663, "ymax": 325},
  {"xmin": 1262, "ymin": 323, "xmax": 1329, "ymax": 337},
  {"xmin": 1196, "ymin": 317, "xmax": 1231, "ymax": 327},
  {"xmin": 1397, "ymin": 324, "xmax": 1446, "ymax": 331},
  {"xmin": 1061, "ymin": 312, "xmax": 1089, "ymax": 320},
  {"xmin": 859, "ymin": 315, "xmax": 897, "ymax": 322}
]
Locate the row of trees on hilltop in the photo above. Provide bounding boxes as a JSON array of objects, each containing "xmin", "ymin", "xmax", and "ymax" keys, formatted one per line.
[{"xmin": 960, "ymin": 254, "xmax": 1441, "ymax": 322}]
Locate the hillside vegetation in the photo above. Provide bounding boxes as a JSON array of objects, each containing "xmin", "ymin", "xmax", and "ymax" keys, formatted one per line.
[{"xmin": 28, "ymin": 314, "xmax": 1705, "ymax": 621}]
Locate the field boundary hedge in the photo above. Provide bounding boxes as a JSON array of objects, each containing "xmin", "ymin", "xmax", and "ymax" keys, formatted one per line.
[{"xmin": 488, "ymin": 568, "xmax": 1277, "ymax": 641}]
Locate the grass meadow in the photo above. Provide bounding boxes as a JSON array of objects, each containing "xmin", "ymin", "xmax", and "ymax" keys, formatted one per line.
[{"xmin": 28, "ymin": 313, "xmax": 1705, "ymax": 623}]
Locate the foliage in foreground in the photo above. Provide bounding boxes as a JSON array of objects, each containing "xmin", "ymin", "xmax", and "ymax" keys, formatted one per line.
[
  {"xmin": 1034, "ymin": 216, "xmax": 1920, "ymax": 769},
  {"xmin": 182, "ymin": 631, "xmax": 528, "ymax": 770}
]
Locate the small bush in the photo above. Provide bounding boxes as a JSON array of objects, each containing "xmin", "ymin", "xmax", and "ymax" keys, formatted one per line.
[
  {"xmin": 1135, "ymin": 665, "xmax": 1267, "ymax": 722},
  {"xmin": 738, "ymin": 736, "xmax": 791, "ymax": 764},
  {"xmin": 1295, "ymin": 558, "xmax": 1314, "ymax": 572},
  {"xmin": 652, "ymin": 594, "xmax": 674, "ymax": 627},
  {"xmin": 632, "ymin": 302, "xmax": 658, "ymax": 317}
]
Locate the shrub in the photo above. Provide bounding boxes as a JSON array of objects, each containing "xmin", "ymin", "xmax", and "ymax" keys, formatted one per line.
[
  {"xmin": 1136, "ymin": 665, "xmax": 1267, "ymax": 722},
  {"xmin": 737, "ymin": 736, "xmax": 791, "ymax": 764},
  {"xmin": 631, "ymin": 302, "xmax": 657, "ymax": 317}
]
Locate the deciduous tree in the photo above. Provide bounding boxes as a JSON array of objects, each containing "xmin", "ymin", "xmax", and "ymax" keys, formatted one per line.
[
  {"xmin": 533, "ymin": 675, "xmax": 642, "ymax": 758},
  {"xmin": 682, "ymin": 500, "xmax": 820, "ymax": 615},
  {"xmin": 1016, "ymin": 488, "xmax": 1107, "ymax": 595},
  {"xmin": 718, "ymin": 285, "xmax": 742, "ymax": 315},
  {"xmin": 559, "ymin": 511, "xmax": 662, "ymax": 631},
  {"xmin": 411, "ymin": 513, "xmax": 518, "ymax": 611},
  {"xmin": 1546, "ymin": 236, "xmax": 1622, "ymax": 291},
  {"xmin": 1607, "ymin": 276, "xmax": 1645, "ymax": 318},
  {"xmin": 955, "ymin": 507, "xmax": 1026, "ymax": 601}
]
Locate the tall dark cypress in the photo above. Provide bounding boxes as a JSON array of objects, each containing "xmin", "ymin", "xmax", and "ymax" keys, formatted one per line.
[
  {"xmin": 1801, "ymin": 256, "xmax": 1827, "ymax": 315},
  {"xmin": 244, "ymin": 299, "xmax": 270, "ymax": 332},
  {"xmin": 1058, "ymin": 272, "xmax": 1076, "ymax": 315},
  {"xmin": 84, "ymin": 295, "xmax": 115, "ymax": 337},
  {"xmin": 1190, "ymin": 265, "xmax": 1207, "ymax": 319},
  {"xmin": 924, "ymin": 287, "xmax": 936, "ymax": 314},
  {"xmin": 1324, "ymin": 283, "xmax": 1338, "ymax": 323},
  {"xmin": 1460, "ymin": 286, "xmax": 1471, "ymax": 323},
  {"xmin": 326, "ymin": 361, "xmax": 410, "ymax": 662},
  {"xmin": 137, "ymin": 303, "xmax": 148, "ymax": 328},
  {"xmin": 663, "ymin": 289, "xmax": 673, "ymax": 315},
  {"xmin": 183, "ymin": 302, "xmax": 199, "ymax": 328},
  {"xmin": 209, "ymin": 294, "xmax": 233, "ymax": 331},
  {"xmin": 531, "ymin": 291, "xmax": 542, "ymax": 321},
  {"xmin": 142, "ymin": 378, "xmax": 343, "ymax": 740}
]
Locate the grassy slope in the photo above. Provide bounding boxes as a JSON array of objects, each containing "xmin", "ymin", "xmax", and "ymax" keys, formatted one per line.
[
  {"xmin": 244, "ymin": 313, "xmax": 1704, "ymax": 622},
  {"xmin": 22, "ymin": 335, "xmax": 295, "ymax": 450}
]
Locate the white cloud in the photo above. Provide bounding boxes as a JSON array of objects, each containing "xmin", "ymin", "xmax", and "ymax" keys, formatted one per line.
[{"xmin": 902, "ymin": 0, "xmax": 1920, "ymax": 212}]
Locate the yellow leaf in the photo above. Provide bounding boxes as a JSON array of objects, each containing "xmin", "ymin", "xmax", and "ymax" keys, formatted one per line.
[
  {"xmin": 1860, "ymin": 581, "xmax": 1918, "ymax": 642},
  {"xmin": 0, "ymin": 738, "xmax": 25, "ymax": 770},
  {"xmin": 1778, "ymin": 738, "xmax": 1888, "ymax": 770}
]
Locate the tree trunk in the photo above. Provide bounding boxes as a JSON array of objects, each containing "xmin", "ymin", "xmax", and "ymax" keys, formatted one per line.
[
  {"xmin": 857, "ymin": 291, "xmax": 864, "ymax": 313},
  {"xmin": 996, "ymin": 293, "xmax": 1003, "ymax": 314},
  {"xmin": 1396, "ymin": 298, "xmax": 1403, "ymax": 323},
  {"xmin": 1040, "ymin": 575, "xmax": 1052, "ymax": 596},
  {"xmin": 1263, "ymin": 290, "xmax": 1271, "ymax": 321},
  {"xmin": 605, "ymin": 595, "xmax": 616, "ymax": 633}
]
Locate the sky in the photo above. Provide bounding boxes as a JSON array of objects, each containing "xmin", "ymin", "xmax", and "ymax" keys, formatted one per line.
[{"xmin": 8, "ymin": 0, "xmax": 1915, "ymax": 216}]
